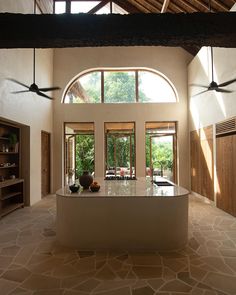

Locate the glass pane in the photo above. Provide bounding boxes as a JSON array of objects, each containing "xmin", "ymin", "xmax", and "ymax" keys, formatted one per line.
[
  {"xmin": 75, "ymin": 134, "xmax": 95, "ymax": 178},
  {"xmin": 65, "ymin": 123, "xmax": 95, "ymax": 185},
  {"xmin": 104, "ymin": 71, "xmax": 135, "ymax": 103},
  {"xmin": 71, "ymin": 1, "xmax": 99, "ymax": 13},
  {"xmin": 65, "ymin": 72, "xmax": 101, "ymax": 103},
  {"xmin": 55, "ymin": 2, "xmax": 66, "ymax": 14},
  {"xmin": 105, "ymin": 122, "xmax": 135, "ymax": 178},
  {"xmin": 139, "ymin": 71, "xmax": 176, "ymax": 102},
  {"xmin": 151, "ymin": 136, "xmax": 174, "ymax": 181}
]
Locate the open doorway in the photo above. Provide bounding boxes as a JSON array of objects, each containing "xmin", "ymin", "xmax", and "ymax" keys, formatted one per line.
[
  {"xmin": 105, "ymin": 122, "xmax": 135, "ymax": 179},
  {"xmin": 145, "ymin": 122, "xmax": 177, "ymax": 183},
  {"xmin": 64, "ymin": 123, "xmax": 95, "ymax": 185}
]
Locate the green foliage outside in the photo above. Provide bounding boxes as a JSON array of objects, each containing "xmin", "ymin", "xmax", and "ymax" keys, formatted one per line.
[
  {"xmin": 74, "ymin": 71, "xmax": 149, "ymax": 103},
  {"xmin": 82, "ymin": 72, "xmax": 101, "ymax": 103},
  {"xmin": 146, "ymin": 136, "xmax": 173, "ymax": 172},
  {"xmin": 106, "ymin": 135, "xmax": 135, "ymax": 171},
  {"xmin": 75, "ymin": 134, "xmax": 94, "ymax": 178},
  {"xmin": 104, "ymin": 72, "xmax": 135, "ymax": 103}
]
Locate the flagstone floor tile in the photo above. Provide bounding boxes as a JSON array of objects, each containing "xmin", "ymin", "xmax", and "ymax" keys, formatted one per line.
[{"xmin": 0, "ymin": 195, "xmax": 235, "ymax": 294}]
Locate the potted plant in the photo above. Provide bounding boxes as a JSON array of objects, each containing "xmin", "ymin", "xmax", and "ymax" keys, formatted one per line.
[{"xmin": 8, "ymin": 133, "xmax": 18, "ymax": 152}]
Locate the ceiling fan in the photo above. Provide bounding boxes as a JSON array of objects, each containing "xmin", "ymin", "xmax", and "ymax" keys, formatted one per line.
[
  {"xmin": 7, "ymin": 0, "xmax": 60, "ymax": 100},
  {"xmin": 191, "ymin": 0, "xmax": 236, "ymax": 97},
  {"xmin": 191, "ymin": 47, "xmax": 236, "ymax": 97}
]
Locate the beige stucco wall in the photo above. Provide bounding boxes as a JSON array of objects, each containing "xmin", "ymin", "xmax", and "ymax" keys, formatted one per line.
[
  {"xmin": 0, "ymin": 0, "xmax": 54, "ymax": 205},
  {"xmin": 188, "ymin": 4, "xmax": 236, "ymax": 131},
  {"xmin": 53, "ymin": 46, "xmax": 192, "ymax": 191},
  {"xmin": 188, "ymin": 46, "xmax": 236, "ymax": 131}
]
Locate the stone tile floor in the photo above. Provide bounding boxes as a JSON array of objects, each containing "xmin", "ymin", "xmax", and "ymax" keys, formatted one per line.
[{"xmin": 0, "ymin": 195, "xmax": 236, "ymax": 295}]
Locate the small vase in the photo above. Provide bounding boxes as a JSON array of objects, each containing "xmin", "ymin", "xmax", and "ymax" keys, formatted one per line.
[{"xmin": 79, "ymin": 171, "xmax": 93, "ymax": 189}]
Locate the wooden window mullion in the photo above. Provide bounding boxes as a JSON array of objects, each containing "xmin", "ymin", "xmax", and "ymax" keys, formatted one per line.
[
  {"xmin": 66, "ymin": 0, "xmax": 71, "ymax": 13},
  {"xmin": 135, "ymin": 70, "xmax": 139, "ymax": 102},
  {"xmin": 101, "ymin": 71, "xmax": 104, "ymax": 103}
]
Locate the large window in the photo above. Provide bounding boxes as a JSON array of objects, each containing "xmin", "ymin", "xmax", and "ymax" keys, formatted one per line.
[
  {"xmin": 63, "ymin": 68, "xmax": 177, "ymax": 104},
  {"xmin": 65, "ymin": 123, "xmax": 95, "ymax": 185}
]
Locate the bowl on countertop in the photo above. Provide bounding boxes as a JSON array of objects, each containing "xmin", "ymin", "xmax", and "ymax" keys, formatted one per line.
[{"xmin": 69, "ymin": 184, "xmax": 80, "ymax": 193}]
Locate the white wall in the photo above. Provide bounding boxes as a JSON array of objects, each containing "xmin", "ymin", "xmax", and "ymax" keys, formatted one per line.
[
  {"xmin": 0, "ymin": 0, "xmax": 54, "ymax": 205},
  {"xmin": 188, "ymin": 4, "xmax": 236, "ymax": 131},
  {"xmin": 53, "ymin": 46, "xmax": 192, "ymax": 191}
]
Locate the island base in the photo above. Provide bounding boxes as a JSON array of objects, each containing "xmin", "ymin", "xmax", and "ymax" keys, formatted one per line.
[{"xmin": 56, "ymin": 196, "xmax": 188, "ymax": 251}]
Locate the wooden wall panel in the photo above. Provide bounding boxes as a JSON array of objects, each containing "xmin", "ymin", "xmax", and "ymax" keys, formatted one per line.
[
  {"xmin": 190, "ymin": 125, "xmax": 214, "ymax": 200},
  {"xmin": 216, "ymin": 134, "xmax": 236, "ymax": 216}
]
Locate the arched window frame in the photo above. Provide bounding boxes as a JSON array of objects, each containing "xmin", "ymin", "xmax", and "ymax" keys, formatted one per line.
[{"xmin": 62, "ymin": 67, "xmax": 179, "ymax": 104}]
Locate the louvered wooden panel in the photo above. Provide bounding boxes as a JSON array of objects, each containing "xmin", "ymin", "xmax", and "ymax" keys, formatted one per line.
[
  {"xmin": 36, "ymin": 0, "xmax": 53, "ymax": 14},
  {"xmin": 190, "ymin": 125, "xmax": 214, "ymax": 201},
  {"xmin": 216, "ymin": 134, "xmax": 236, "ymax": 217},
  {"xmin": 216, "ymin": 117, "xmax": 236, "ymax": 136}
]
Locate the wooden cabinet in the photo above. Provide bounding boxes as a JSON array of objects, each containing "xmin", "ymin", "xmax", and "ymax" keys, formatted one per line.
[
  {"xmin": 216, "ymin": 134, "xmax": 236, "ymax": 216},
  {"xmin": 0, "ymin": 121, "xmax": 24, "ymax": 217}
]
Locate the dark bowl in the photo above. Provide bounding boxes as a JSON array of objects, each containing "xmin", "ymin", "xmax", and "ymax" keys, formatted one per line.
[
  {"xmin": 69, "ymin": 184, "xmax": 80, "ymax": 193},
  {"xmin": 90, "ymin": 185, "xmax": 100, "ymax": 192}
]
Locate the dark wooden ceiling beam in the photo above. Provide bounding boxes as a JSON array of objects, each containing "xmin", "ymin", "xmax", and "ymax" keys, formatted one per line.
[
  {"xmin": 1, "ymin": 12, "xmax": 236, "ymax": 48},
  {"xmin": 88, "ymin": 0, "xmax": 110, "ymax": 14}
]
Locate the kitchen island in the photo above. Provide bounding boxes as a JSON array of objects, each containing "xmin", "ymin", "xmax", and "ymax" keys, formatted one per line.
[{"xmin": 56, "ymin": 177, "xmax": 189, "ymax": 251}]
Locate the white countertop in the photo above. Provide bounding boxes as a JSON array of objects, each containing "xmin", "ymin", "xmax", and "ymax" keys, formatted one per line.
[{"xmin": 56, "ymin": 177, "xmax": 189, "ymax": 198}]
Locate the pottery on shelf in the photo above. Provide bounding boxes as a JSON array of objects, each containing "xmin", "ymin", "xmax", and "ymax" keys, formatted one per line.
[{"xmin": 79, "ymin": 171, "xmax": 93, "ymax": 189}]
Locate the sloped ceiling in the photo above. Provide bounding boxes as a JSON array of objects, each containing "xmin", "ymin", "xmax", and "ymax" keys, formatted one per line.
[{"xmin": 114, "ymin": 0, "xmax": 235, "ymax": 13}]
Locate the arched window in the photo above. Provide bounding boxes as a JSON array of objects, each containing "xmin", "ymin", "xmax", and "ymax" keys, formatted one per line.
[{"xmin": 63, "ymin": 68, "xmax": 178, "ymax": 104}]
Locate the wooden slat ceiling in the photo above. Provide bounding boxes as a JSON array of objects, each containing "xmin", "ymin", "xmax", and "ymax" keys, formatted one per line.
[{"xmin": 114, "ymin": 0, "xmax": 235, "ymax": 13}]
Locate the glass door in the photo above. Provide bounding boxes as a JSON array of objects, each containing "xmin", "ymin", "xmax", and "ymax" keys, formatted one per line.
[
  {"xmin": 105, "ymin": 122, "xmax": 135, "ymax": 179},
  {"xmin": 65, "ymin": 123, "xmax": 95, "ymax": 185},
  {"xmin": 146, "ymin": 122, "xmax": 177, "ymax": 183},
  {"xmin": 150, "ymin": 134, "xmax": 174, "ymax": 181}
]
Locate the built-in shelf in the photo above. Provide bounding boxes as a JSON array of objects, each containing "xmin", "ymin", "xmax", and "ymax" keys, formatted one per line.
[
  {"xmin": 0, "ymin": 165, "xmax": 18, "ymax": 169},
  {"xmin": 1, "ymin": 202, "xmax": 24, "ymax": 217},
  {"xmin": 0, "ymin": 120, "xmax": 24, "ymax": 217},
  {"xmin": 0, "ymin": 152, "xmax": 18, "ymax": 155},
  {"xmin": 1, "ymin": 191, "xmax": 22, "ymax": 201},
  {"xmin": 0, "ymin": 178, "xmax": 23, "ymax": 188},
  {"xmin": 0, "ymin": 137, "xmax": 9, "ymax": 141}
]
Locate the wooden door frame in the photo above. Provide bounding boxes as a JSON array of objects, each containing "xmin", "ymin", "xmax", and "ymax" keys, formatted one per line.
[{"xmin": 41, "ymin": 131, "xmax": 51, "ymax": 197}]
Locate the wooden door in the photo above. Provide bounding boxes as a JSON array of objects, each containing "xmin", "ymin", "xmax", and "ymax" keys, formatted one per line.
[
  {"xmin": 216, "ymin": 134, "xmax": 236, "ymax": 216},
  {"xmin": 41, "ymin": 131, "xmax": 51, "ymax": 197},
  {"xmin": 190, "ymin": 126, "xmax": 214, "ymax": 201}
]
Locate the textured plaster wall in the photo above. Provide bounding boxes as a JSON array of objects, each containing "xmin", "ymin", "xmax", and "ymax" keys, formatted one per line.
[
  {"xmin": 53, "ymin": 46, "xmax": 192, "ymax": 191},
  {"xmin": 188, "ymin": 4, "xmax": 236, "ymax": 131},
  {"xmin": 0, "ymin": 0, "xmax": 54, "ymax": 205}
]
